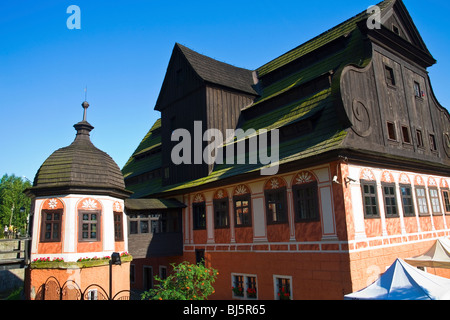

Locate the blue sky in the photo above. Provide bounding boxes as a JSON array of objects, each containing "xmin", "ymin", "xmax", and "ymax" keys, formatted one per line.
[{"xmin": 1, "ymin": 0, "xmax": 449, "ymax": 182}]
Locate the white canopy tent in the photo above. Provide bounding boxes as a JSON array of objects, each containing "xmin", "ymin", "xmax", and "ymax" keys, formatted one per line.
[
  {"xmin": 344, "ymin": 259, "xmax": 450, "ymax": 300},
  {"xmin": 405, "ymin": 238, "xmax": 450, "ymax": 269}
]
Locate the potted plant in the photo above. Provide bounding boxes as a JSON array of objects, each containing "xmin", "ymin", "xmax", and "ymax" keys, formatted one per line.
[
  {"xmin": 232, "ymin": 286, "xmax": 244, "ymax": 297},
  {"xmin": 278, "ymin": 287, "xmax": 290, "ymax": 300},
  {"xmin": 247, "ymin": 287, "xmax": 257, "ymax": 299}
]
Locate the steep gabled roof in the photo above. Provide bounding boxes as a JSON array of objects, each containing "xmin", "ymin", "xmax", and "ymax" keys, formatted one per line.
[{"xmin": 176, "ymin": 43, "xmax": 258, "ymax": 95}]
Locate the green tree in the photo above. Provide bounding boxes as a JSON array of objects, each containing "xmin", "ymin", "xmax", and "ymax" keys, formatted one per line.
[
  {"xmin": 141, "ymin": 261, "xmax": 218, "ymax": 300},
  {"xmin": 0, "ymin": 174, "xmax": 32, "ymax": 236}
]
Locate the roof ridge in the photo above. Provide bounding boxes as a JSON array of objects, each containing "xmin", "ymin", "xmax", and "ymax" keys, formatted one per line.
[
  {"xmin": 175, "ymin": 43, "xmax": 258, "ymax": 95},
  {"xmin": 175, "ymin": 42, "xmax": 254, "ymax": 73}
]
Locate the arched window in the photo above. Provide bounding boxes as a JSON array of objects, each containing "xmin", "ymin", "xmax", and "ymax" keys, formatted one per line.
[
  {"xmin": 213, "ymin": 189, "xmax": 229, "ymax": 229},
  {"xmin": 192, "ymin": 194, "xmax": 206, "ymax": 230},
  {"xmin": 441, "ymin": 179, "xmax": 450, "ymax": 214},
  {"xmin": 359, "ymin": 169, "xmax": 379, "ymax": 218},
  {"xmin": 381, "ymin": 171, "xmax": 398, "ymax": 218},
  {"xmin": 113, "ymin": 201, "xmax": 124, "ymax": 241},
  {"xmin": 40, "ymin": 198, "xmax": 64, "ymax": 242},
  {"xmin": 399, "ymin": 174, "xmax": 415, "ymax": 217},
  {"xmin": 292, "ymin": 171, "xmax": 320, "ymax": 222},
  {"xmin": 264, "ymin": 177, "xmax": 287, "ymax": 224},
  {"xmin": 233, "ymin": 185, "xmax": 252, "ymax": 227},
  {"xmin": 428, "ymin": 177, "xmax": 441, "ymax": 215},
  {"xmin": 414, "ymin": 175, "xmax": 428, "ymax": 215}
]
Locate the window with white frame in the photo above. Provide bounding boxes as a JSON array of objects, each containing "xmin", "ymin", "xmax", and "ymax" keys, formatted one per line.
[
  {"xmin": 231, "ymin": 273, "xmax": 258, "ymax": 299},
  {"xmin": 400, "ymin": 184, "xmax": 415, "ymax": 217},
  {"xmin": 429, "ymin": 188, "xmax": 442, "ymax": 214},
  {"xmin": 415, "ymin": 187, "xmax": 429, "ymax": 215},
  {"xmin": 273, "ymin": 275, "xmax": 292, "ymax": 300}
]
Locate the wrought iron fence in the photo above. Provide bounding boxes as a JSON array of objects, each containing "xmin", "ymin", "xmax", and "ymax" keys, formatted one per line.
[{"xmin": 35, "ymin": 276, "xmax": 141, "ymax": 300}]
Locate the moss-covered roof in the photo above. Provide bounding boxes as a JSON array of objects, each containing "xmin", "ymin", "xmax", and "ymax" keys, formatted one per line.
[
  {"xmin": 29, "ymin": 120, "xmax": 130, "ymax": 198},
  {"xmin": 126, "ymin": 89, "xmax": 345, "ymax": 197},
  {"xmin": 256, "ymin": 0, "xmax": 394, "ymax": 77},
  {"xmin": 159, "ymin": 91, "xmax": 347, "ymax": 194},
  {"xmin": 122, "ymin": 0, "xmax": 396, "ymax": 198}
]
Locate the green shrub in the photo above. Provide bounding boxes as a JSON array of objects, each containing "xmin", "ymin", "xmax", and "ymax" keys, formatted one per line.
[{"xmin": 141, "ymin": 261, "xmax": 218, "ymax": 300}]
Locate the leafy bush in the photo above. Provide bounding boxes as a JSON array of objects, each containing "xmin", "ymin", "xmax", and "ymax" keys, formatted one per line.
[{"xmin": 141, "ymin": 261, "xmax": 218, "ymax": 300}]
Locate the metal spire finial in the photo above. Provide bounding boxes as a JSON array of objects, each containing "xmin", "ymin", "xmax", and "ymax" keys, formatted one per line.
[
  {"xmin": 82, "ymin": 86, "xmax": 89, "ymax": 121},
  {"xmin": 82, "ymin": 101, "xmax": 89, "ymax": 121}
]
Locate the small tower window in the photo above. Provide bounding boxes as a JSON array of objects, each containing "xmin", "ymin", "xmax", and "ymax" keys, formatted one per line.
[
  {"xmin": 114, "ymin": 211, "xmax": 123, "ymax": 241},
  {"xmin": 79, "ymin": 210, "xmax": 101, "ymax": 241},
  {"xmin": 40, "ymin": 210, "xmax": 62, "ymax": 242}
]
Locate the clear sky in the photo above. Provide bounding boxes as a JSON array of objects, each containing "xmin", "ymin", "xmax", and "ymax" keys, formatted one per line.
[{"xmin": 1, "ymin": 0, "xmax": 449, "ymax": 183}]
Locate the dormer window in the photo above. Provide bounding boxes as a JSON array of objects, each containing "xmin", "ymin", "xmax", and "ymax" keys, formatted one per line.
[{"xmin": 392, "ymin": 25, "xmax": 400, "ymax": 35}]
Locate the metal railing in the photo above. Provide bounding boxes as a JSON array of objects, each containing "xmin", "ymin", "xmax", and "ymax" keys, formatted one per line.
[{"xmin": 36, "ymin": 276, "xmax": 141, "ymax": 300}]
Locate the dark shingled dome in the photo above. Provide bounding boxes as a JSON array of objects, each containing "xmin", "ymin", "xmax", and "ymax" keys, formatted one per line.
[{"xmin": 28, "ymin": 117, "xmax": 131, "ymax": 199}]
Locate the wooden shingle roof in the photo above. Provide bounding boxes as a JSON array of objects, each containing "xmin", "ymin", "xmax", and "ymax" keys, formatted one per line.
[
  {"xmin": 125, "ymin": 198, "xmax": 186, "ymax": 211},
  {"xmin": 257, "ymin": 0, "xmax": 395, "ymax": 77},
  {"xmin": 176, "ymin": 43, "xmax": 258, "ymax": 96},
  {"xmin": 28, "ymin": 120, "xmax": 131, "ymax": 198},
  {"xmin": 122, "ymin": 0, "xmax": 419, "ymax": 198}
]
